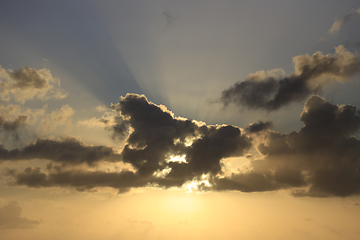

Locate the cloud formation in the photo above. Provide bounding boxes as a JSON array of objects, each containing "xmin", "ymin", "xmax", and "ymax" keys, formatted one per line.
[
  {"xmin": 11, "ymin": 167, "xmax": 140, "ymax": 192},
  {"xmin": 0, "ymin": 66, "xmax": 67, "ymax": 103},
  {"xmin": 221, "ymin": 45, "xmax": 360, "ymax": 111},
  {"xmin": 214, "ymin": 95, "xmax": 360, "ymax": 197},
  {"xmin": 112, "ymin": 94, "xmax": 252, "ymax": 179},
  {"xmin": 0, "ymin": 115, "xmax": 28, "ymax": 132},
  {"xmin": 5, "ymin": 93, "xmax": 360, "ymax": 197},
  {"xmin": 7, "ymin": 94, "xmax": 252, "ymax": 192},
  {"xmin": 0, "ymin": 65, "xmax": 72, "ymax": 139},
  {"xmin": 0, "ymin": 201, "xmax": 40, "ymax": 229},
  {"xmin": 245, "ymin": 120, "xmax": 273, "ymax": 133},
  {"xmin": 41, "ymin": 104, "xmax": 74, "ymax": 135},
  {"xmin": 328, "ymin": 8, "xmax": 360, "ymax": 35},
  {"xmin": 0, "ymin": 137, "xmax": 121, "ymax": 166}
]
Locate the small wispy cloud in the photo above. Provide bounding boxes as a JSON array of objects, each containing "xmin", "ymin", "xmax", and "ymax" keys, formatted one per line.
[
  {"xmin": 0, "ymin": 201, "xmax": 40, "ymax": 229},
  {"xmin": 320, "ymin": 7, "xmax": 360, "ymax": 42},
  {"xmin": 163, "ymin": 10, "xmax": 178, "ymax": 30}
]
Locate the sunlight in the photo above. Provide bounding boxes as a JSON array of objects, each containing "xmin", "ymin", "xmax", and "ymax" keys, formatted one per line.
[
  {"xmin": 153, "ymin": 167, "xmax": 172, "ymax": 178},
  {"xmin": 167, "ymin": 155, "xmax": 187, "ymax": 163},
  {"xmin": 174, "ymin": 137, "xmax": 194, "ymax": 147},
  {"xmin": 184, "ymin": 174, "xmax": 211, "ymax": 193},
  {"xmin": 184, "ymin": 138, "xmax": 194, "ymax": 146}
]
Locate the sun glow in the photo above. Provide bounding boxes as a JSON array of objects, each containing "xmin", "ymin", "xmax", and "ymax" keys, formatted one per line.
[
  {"xmin": 184, "ymin": 174, "xmax": 211, "ymax": 193},
  {"xmin": 184, "ymin": 138, "xmax": 194, "ymax": 146},
  {"xmin": 167, "ymin": 155, "xmax": 187, "ymax": 163},
  {"xmin": 153, "ymin": 167, "xmax": 172, "ymax": 178}
]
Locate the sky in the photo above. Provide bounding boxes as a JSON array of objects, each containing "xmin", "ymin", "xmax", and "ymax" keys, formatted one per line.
[{"xmin": 1, "ymin": 0, "xmax": 360, "ymax": 239}]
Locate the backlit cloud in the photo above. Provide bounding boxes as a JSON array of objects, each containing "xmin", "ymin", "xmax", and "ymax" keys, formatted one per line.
[
  {"xmin": 5, "ymin": 93, "xmax": 360, "ymax": 197},
  {"xmin": 214, "ymin": 95, "xmax": 360, "ymax": 197},
  {"xmin": 221, "ymin": 45, "xmax": 360, "ymax": 111},
  {"xmin": 6, "ymin": 94, "xmax": 252, "ymax": 192}
]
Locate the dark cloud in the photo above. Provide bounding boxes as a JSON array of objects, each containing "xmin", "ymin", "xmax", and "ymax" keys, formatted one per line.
[
  {"xmin": 7, "ymin": 94, "xmax": 252, "ymax": 192},
  {"xmin": 221, "ymin": 46, "xmax": 360, "ymax": 111},
  {"xmin": 0, "ymin": 115, "xmax": 28, "ymax": 131},
  {"xmin": 0, "ymin": 115, "xmax": 28, "ymax": 140},
  {"xmin": 214, "ymin": 95, "xmax": 360, "ymax": 197},
  {"xmin": 6, "ymin": 93, "xmax": 360, "ymax": 198},
  {"xmin": 245, "ymin": 120, "xmax": 273, "ymax": 133},
  {"xmin": 0, "ymin": 105, "xmax": 29, "ymax": 140},
  {"xmin": 0, "ymin": 137, "xmax": 121, "ymax": 166},
  {"xmin": 113, "ymin": 94, "xmax": 251, "ymax": 180},
  {"xmin": 10, "ymin": 165, "xmax": 189, "ymax": 192},
  {"xmin": 105, "ymin": 115, "xmax": 129, "ymax": 141},
  {"xmin": 0, "ymin": 201, "xmax": 40, "ymax": 229},
  {"xmin": 8, "ymin": 67, "xmax": 48, "ymax": 90},
  {"xmin": 12, "ymin": 167, "xmax": 141, "ymax": 192}
]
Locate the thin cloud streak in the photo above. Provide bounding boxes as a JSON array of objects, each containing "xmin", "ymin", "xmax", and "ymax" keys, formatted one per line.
[
  {"xmin": 0, "ymin": 137, "xmax": 122, "ymax": 166},
  {"xmin": 328, "ymin": 8, "xmax": 360, "ymax": 35}
]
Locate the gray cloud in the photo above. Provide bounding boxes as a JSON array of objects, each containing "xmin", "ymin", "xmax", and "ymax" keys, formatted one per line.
[
  {"xmin": 0, "ymin": 201, "xmax": 40, "ymax": 229},
  {"xmin": 0, "ymin": 102, "xmax": 75, "ymax": 140},
  {"xmin": 214, "ymin": 95, "xmax": 360, "ymax": 197},
  {"xmin": 6, "ymin": 93, "xmax": 360, "ymax": 197},
  {"xmin": 245, "ymin": 120, "xmax": 273, "ymax": 133},
  {"xmin": 8, "ymin": 67, "xmax": 48, "ymax": 89},
  {"xmin": 221, "ymin": 45, "xmax": 360, "ymax": 111},
  {"xmin": 113, "ymin": 94, "xmax": 252, "ymax": 180},
  {"xmin": 0, "ymin": 115, "xmax": 28, "ymax": 141},
  {"xmin": 9, "ymin": 165, "xmax": 195, "ymax": 193},
  {"xmin": 0, "ymin": 66, "xmax": 67, "ymax": 103},
  {"xmin": 7, "ymin": 94, "xmax": 252, "ymax": 192},
  {"xmin": 0, "ymin": 115, "xmax": 28, "ymax": 131},
  {"xmin": 0, "ymin": 137, "xmax": 121, "ymax": 166},
  {"xmin": 12, "ymin": 167, "xmax": 140, "ymax": 192}
]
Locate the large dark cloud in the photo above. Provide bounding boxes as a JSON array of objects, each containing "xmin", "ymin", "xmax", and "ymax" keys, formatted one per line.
[
  {"xmin": 6, "ymin": 93, "xmax": 360, "ymax": 198},
  {"xmin": 214, "ymin": 95, "xmax": 360, "ymax": 197},
  {"xmin": 0, "ymin": 201, "xmax": 40, "ymax": 229},
  {"xmin": 113, "ymin": 94, "xmax": 252, "ymax": 180},
  {"xmin": 221, "ymin": 45, "xmax": 360, "ymax": 111},
  {"xmin": 6, "ymin": 94, "xmax": 252, "ymax": 192},
  {"xmin": 0, "ymin": 137, "xmax": 121, "ymax": 165}
]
